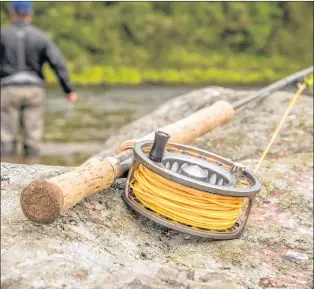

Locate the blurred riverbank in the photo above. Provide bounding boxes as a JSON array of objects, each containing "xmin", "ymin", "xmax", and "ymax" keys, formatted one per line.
[
  {"xmin": 2, "ymin": 2, "xmax": 312, "ymax": 87},
  {"xmin": 44, "ymin": 64, "xmax": 294, "ymax": 87}
]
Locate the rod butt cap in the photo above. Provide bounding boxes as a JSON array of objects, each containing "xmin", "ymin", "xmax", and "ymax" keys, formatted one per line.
[{"xmin": 20, "ymin": 180, "xmax": 63, "ymax": 224}]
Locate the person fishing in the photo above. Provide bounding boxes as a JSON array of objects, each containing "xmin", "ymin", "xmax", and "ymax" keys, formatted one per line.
[{"xmin": 0, "ymin": 1, "xmax": 78, "ymax": 159}]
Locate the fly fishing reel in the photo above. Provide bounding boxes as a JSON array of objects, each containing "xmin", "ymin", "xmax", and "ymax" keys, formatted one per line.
[{"xmin": 124, "ymin": 131, "xmax": 261, "ymax": 240}]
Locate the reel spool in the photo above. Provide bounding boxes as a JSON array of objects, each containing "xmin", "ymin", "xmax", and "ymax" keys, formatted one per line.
[{"xmin": 124, "ymin": 131, "xmax": 262, "ymax": 240}]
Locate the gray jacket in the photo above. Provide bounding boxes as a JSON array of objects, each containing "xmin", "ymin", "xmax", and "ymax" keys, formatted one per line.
[{"xmin": 0, "ymin": 21, "xmax": 73, "ymax": 93}]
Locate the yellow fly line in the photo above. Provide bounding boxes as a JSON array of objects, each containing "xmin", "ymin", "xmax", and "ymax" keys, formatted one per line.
[
  {"xmin": 254, "ymin": 82, "xmax": 308, "ymax": 174},
  {"xmin": 131, "ymin": 164, "xmax": 245, "ymax": 230}
]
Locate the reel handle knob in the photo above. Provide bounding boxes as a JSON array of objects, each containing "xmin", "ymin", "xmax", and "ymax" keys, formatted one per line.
[{"xmin": 148, "ymin": 131, "xmax": 170, "ymax": 163}]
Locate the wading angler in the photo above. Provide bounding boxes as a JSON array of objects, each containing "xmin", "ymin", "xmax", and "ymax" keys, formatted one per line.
[{"xmin": 0, "ymin": 1, "xmax": 77, "ymax": 160}]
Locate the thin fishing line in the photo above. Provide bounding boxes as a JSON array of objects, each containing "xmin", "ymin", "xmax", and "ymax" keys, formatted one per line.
[{"xmin": 254, "ymin": 83, "xmax": 307, "ymax": 174}]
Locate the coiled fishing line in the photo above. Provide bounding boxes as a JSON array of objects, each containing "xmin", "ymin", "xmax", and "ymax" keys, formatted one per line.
[
  {"xmin": 130, "ymin": 164, "xmax": 245, "ymax": 231},
  {"xmin": 124, "ymin": 139, "xmax": 261, "ymax": 239}
]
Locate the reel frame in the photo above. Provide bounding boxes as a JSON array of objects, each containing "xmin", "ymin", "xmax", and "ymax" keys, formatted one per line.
[{"xmin": 124, "ymin": 141, "xmax": 262, "ymax": 240}]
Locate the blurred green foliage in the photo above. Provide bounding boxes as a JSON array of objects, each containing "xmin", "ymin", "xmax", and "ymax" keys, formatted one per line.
[{"xmin": 1, "ymin": 2, "xmax": 313, "ymax": 85}]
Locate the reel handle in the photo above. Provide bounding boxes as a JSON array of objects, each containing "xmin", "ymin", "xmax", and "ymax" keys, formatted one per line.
[{"xmin": 20, "ymin": 100, "xmax": 235, "ymax": 224}]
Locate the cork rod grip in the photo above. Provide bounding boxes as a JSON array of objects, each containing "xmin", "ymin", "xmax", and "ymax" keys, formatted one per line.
[
  {"xmin": 20, "ymin": 100, "xmax": 234, "ymax": 224},
  {"xmin": 140, "ymin": 100, "xmax": 235, "ymax": 143},
  {"xmin": 20, "ymin": 150, "xmax": 132, "ymax": 224},
  {"xmin": 117, "ymin": 100, "xmax": 235, "ymax": 153}
]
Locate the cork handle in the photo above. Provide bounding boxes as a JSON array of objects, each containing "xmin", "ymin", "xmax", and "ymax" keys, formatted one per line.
[
  {"xmin": 118, "ymin": 100, "xmax": 235, "ymax": 152},
  {"xmin": 20, "ymin": 150, "xmax": 132, "ymax": 224},
  {"xmin": 140, "ymin": 100, "xmax": 235, "ymax": 143},
  {"xmin": 21, "ymin": 101, "xmax": 234, "ymax": 224}
]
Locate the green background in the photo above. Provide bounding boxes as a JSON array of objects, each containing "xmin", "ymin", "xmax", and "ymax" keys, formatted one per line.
[{"xmin": 1, "ymin": 2, "xmax": 313, "ymax": 85}]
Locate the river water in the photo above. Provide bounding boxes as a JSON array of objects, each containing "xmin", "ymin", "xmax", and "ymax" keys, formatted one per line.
[
  {"xmin": 32, "ymin": 85, "xmax": 203, "ymax": 166},
  {"xmin": 5, "ymin": 84, "xmax": 300, "ymax": 166}
]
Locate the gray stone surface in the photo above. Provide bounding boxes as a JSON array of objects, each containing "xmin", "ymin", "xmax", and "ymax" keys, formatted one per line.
[{"xmin": 1, "ymin": 87, "xmax": 313, "ymax": 289}]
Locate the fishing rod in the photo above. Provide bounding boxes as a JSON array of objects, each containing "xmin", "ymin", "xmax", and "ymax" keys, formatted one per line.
[
  {"xmin": 20, "ymin": 67, "xmax": 313, "ymax": 240},
  {"xmin": 233, "ymin": 66, "xmax": 313, "ymax": 109},
  {"xmin": 116, "ymin": 66, "xmax": 313, "ymax": 152}
]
